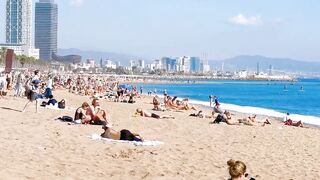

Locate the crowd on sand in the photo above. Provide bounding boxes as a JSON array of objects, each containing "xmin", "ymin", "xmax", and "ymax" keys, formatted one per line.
[{"xmin": 0, "ymin": 69, "xmax": 308, "ymax": 179}]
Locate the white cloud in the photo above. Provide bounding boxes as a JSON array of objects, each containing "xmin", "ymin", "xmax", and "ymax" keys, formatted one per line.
[
  {"xmin": 69, "ymin": 0, "xmax": 84, "ymax": 7},
  {"xmin": 229, "ymin": 14, "xmax": 262, "ymax": 26}
]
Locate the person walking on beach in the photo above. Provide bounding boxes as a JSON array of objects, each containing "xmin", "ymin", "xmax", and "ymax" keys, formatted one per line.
[
  {"xmin": 22, "ymin": 70, "xmax": 41, "ymax": 113},
  {"xmin": 14, "ymin": 72, "xmax": 24, "ymax": 97}
]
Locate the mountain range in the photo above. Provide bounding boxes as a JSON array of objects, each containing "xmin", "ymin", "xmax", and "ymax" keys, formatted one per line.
[
  {"xmin": 209, "ymin": 55, "xmax": 320, "ymax": 74},
  {"xmin": 58, "ymin": 48, "xmax": 320, "ymax": 74}
]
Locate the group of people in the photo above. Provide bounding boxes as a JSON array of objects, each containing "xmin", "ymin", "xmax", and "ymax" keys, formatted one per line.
[{"xmin": 2, "ymin": 69, "xmax": 310, "ymax": 179}]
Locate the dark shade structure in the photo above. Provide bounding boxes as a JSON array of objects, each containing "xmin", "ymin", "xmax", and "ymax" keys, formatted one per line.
[
  {"xmin": 35, "ymin": 0, "xmax": 58, "ymax": 61},
  {"xmin": 52, "ymin": 53, "xmax": 82, "ymax": 64}
]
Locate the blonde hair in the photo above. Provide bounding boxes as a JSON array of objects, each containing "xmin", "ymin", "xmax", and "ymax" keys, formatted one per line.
[{"xmin": 227, "ymin": 159, "xmax": 246, "ymax": 179}]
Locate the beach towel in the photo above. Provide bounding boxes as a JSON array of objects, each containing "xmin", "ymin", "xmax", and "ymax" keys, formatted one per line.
[
  {"xmin": 89, "ymin": 134, "xmax": 164, "ymax": 146},
  {"xmin": 41, "ymin": 105, "xmax": 75, "ymax": 111}
]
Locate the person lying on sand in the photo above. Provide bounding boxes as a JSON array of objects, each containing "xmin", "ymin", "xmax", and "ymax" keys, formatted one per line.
[
  {"xmin": 284, "ymin": 119, "xmax": 304, "ymax": 127},
  {"xmin": 101, "ymin": 123, "xmax": 143, "ymax": 142},
  {"xmin": 165, "ymin": 96, "xmax": 198, "ymax": 111},
  {"xmin": 283, "ymin": 113, "xmax": 305, "ymax": 128},
  {"xmin": 240, "ymin": 115, "xmax": 271, "ymax": 127},
  {"xmin": 190, "ymin": 110, "xmax": 213, "ymax": 118},
  {"xmin": 135, "ymin": 108, "xmax": 175, "ymax": 119},
  {"xmin": 212, "ymin": 111, "xmax": 240, "ymax": 125}
]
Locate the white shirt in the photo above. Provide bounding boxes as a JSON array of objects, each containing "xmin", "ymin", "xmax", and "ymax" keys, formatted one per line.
[
  {"xmin": 46, "ymin": 79, "xmax": 53, "ymax": 89},
  {"xmin": 283, "ymin": 114, "xmax": 290, "ymax": 122}
]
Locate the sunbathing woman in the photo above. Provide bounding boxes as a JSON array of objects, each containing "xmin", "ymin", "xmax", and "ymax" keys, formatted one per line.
[
  {"xmin": 74, "ymin": 102, "xmax": 92, "ymax": 124},
  {"xmin": 136, "ymin": 108, "xmax": 175, "ymax": 119},
  {"xmin": 101, "ymin": 123, "xmax": 143, "ymax": 142}
]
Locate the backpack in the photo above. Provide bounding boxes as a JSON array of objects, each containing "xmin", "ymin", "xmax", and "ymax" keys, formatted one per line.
[
  {"xmin": 58, "ymin": 99, "xmax": 66, "ymax": 109},
  {"xmin": 213, "ymin": 114, "xmax": 224, "ymax": 124},
  {"xmin": 58, "ymin": 116, "xmax": 73, "ymax": 122}
]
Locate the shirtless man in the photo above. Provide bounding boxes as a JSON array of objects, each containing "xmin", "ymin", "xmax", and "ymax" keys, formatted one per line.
[
  {"xmin": 101, "ymin": 123, "xmax": 143, "ymax": 142},
  {"xmin": 86, "ymin": 98, "xmax": 110, "ymax": 125},
  {"xmin": 136, "ymin": 108, "xmax": 175, "ymax": 119}
]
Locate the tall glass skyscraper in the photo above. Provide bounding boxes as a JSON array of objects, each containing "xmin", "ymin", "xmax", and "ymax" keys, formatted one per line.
[
  {"xmin": 35, "ymin": 0, "xmax": 58, "ymax": 61},
  {"xmin": 190, "ymin": 57, "xmax": 201, "ymax": 73},
  {"xmin": 6, "ymin": 0, "xmax": 33, "ymax": 46}
]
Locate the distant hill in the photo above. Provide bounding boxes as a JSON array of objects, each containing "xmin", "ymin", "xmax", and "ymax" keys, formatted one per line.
[
  {"xmin": 209, "ymin": 55, "xmax": 320, "ymax": 73},
  {"xmin": 57, "ymin": 48, "xmax": 145, "ymax": 66}
]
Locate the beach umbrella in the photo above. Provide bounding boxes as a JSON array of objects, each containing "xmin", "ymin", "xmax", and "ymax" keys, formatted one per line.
[{"xmin": 118, "ymin": 84, "xmax": 132, "ymax": 89}]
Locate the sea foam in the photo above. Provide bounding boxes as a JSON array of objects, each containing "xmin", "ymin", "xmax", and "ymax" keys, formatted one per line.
[
  {"xmin": 188, "ymin": 99, "xmax": 320, "ymax": 126},
  {"xmin": 154, "ymin": 94, "xmax": 320, "ymax": 126}
]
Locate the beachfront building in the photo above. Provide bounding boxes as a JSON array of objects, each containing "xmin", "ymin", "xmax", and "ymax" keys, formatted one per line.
[
  {"xmin": 86, "ymin": 59, "xmax": 95, "ymax": 68},
  {"xmin": 153, "ymin": 59, "xmax": 162, "ymax": 70},
  {"xmin": 5, "ymin": 0, "xmax": 39, "ymax": 59},
  {"xmin": 35, "ymin": 0, "xmax": 58, "ymax": 61},
  {"xmin": 138, "ymin": 60, "xmax": 145, "ymax": 69},
  {"xmin": 104, "ymin": 59, "xmax": 116, "ymax": 69},
  {"xmin": 190, "ymin": 57, "xmax": 201, "ymax": 73},
  {"xmin": 176, "ymin": 56, "xmax": 191, "ymax": 73},
  {"xmin": 237, "ymin": 70, "xmax": 248, "ymax": 78},
  {"xmin": 0, "ymin": 43, "xmax": 40, "ymax": 59},
  {"xmin": 161, "ymin": 57, "xmax": 177, "ymax": 72},
  {"xmin": 129, "ymin": 60, "xmax": 136, "ymax": 68},
  {"xmin": 6, "ymin": 0, "xmax": 32, "ymax": 46}
]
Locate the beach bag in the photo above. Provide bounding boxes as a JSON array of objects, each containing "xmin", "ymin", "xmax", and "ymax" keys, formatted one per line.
[
  {"xmin": 213, "ymin": 114, "xmax": 224, "ymax": 124},
  {"xmin": 58, "ymin": 116, "xmax": 73, "ymax": 122},
  {"xmin": 58, "ymin": 99, "xmax": 66, "ymax": 109}
]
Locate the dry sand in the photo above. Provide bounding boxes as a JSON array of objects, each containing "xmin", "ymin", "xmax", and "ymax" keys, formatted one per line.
[{"xmin": 0, "ymin": 89, "xmax": 319, "ymax": 180}]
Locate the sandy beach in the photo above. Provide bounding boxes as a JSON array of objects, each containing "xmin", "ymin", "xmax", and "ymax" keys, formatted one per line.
[{"xmin": 0, "ymin": 89, "xmax": 319, "ymax": 180}]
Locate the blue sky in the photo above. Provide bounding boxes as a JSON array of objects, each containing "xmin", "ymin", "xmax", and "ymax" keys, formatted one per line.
[{"xmin": 0, "ymin": 0, "xmax": 320, "ymax": 61}]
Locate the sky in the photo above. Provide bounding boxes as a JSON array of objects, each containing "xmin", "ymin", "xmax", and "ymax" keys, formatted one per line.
[{"xmin": 0, "ymin": 0, "xmax": 320, "ymax": 61}]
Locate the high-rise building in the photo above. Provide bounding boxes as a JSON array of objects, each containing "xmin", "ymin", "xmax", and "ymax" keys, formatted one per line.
[
  {"xmin": 6, "ymin": 0, "xmax": 33, "ymax": 46},
  {"xmin": 190, "ymin": 57, "xmax": 201, "ymax": 73},
  {"xmin": 35, "ymin": 0, "xmax": 58, "ymax": 60}
]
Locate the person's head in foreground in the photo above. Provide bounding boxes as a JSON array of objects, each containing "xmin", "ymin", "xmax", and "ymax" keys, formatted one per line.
[{"xmin": 227, "ymin": 159, "xmax": 246, "ymax": 180}]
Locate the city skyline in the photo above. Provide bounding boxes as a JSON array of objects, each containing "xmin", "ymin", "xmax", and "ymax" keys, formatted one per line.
[{"xmin": 0, "ymin": 0, "xmax": 320, "ymax": 61}]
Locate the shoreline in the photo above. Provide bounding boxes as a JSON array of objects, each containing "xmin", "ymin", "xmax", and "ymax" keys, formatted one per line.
[{"xmin": 151, "ymin": 93, "xmax": 320, "ymax": 128}]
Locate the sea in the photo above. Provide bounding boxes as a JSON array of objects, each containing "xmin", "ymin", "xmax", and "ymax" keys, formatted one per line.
[{"xmin": 137, "ymin": 78, "xmax": 320, "ymax": 126}]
